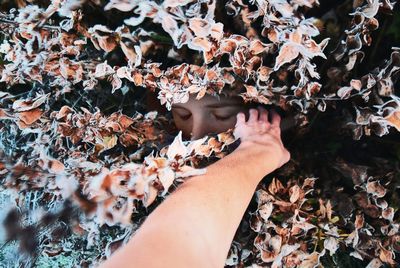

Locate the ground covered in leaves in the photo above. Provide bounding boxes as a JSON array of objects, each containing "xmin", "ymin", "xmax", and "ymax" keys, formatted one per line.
[{"xmin": 0, "ymin": 0, "xmax": 399, "ymax": 267}]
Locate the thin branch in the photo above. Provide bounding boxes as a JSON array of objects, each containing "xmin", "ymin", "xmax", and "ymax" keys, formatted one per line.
[{"xmin": 0, "ymin": 18, "xmax": 61, "ymax": 32}]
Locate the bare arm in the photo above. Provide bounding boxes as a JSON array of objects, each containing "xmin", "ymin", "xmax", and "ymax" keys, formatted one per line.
[{"xmin": 99, "ymin": 107, "xmax": 290, "ymax": 268}]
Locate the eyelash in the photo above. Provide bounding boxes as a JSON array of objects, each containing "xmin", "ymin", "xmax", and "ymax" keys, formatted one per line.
[
  {"xmin": 179, "ymin": 114, "xmax": 191, "ymax": 120},
  {"xmin": 214, "ymin": 114, "xmax": 232, "ymax": 120},
  {"xmin": 177, "ymin": 114, "xmax": 232, "ymax": 120}
]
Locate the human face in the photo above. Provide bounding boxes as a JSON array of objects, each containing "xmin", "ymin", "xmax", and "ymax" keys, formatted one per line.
[{"xmin": 171, "ymin": 94, "xmax": 247, "ymax": 140}]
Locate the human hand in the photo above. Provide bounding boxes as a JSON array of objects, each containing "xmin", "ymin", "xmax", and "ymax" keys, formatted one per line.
[{"xmin": 233, "ymin": 106, "xmax": 290, "ymax": 171}]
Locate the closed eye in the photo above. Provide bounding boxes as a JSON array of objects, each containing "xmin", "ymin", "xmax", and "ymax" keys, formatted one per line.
[
  {"xmin": 178, "ymin": 113, "xmax": 192, "ymax": 120},
  {"xmin": 214, "ymin": 114, "xmax": 234, "ymax": 121}
]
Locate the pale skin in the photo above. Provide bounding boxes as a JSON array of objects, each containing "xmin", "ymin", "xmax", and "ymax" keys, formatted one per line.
[
  {"xmin": 171, "ymin": 94, "xmax": 294, "ymax": 140},
  {"xmin": 99, "ymin": 95, "xmax": 290, "ymax": 268},
  {"xmin": 171, "ymin": 94, "xmax": 248, "ymax": 140}
]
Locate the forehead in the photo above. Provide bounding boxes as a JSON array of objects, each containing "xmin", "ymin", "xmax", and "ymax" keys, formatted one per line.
[{"xmin": 172, "ymin": 94, "xmax": 243, "ymax": 109}]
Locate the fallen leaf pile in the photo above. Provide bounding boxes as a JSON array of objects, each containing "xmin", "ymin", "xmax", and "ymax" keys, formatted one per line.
[{"xmin": 0, "ymin": 0, "xmax": 399, "ymax": 267}]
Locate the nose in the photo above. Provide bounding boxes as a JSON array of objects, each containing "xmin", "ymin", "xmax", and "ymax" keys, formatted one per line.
[
  {"xmin": 190, "ymin": 115, "xmax": 212, "ymax": 140},
  {"xmin": 190, "ymin": 124, "xmax": 210, "ymax": 140}
]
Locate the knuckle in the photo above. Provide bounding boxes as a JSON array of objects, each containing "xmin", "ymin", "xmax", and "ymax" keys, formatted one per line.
[{"xmin": 284, "ymin": 150, "xmax": 291, "ymax": 161}]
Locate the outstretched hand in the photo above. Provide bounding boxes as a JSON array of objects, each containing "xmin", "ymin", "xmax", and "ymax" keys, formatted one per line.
[{"xmin": 233, "ymin": 106, "xmax": 290, "ymax": 171}]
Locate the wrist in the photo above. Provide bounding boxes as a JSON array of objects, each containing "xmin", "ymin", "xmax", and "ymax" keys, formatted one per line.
[{"xmin": 234, "ymin": 141, "xmax": 281, "ymax": 176}]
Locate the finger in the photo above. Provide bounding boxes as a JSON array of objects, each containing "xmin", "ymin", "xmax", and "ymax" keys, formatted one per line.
[
  {"xmin": 270, "ymin": 124, "xmax": 281, "ymax": 136},
  {"xmin": 259, "ymin": 123, "xmax": 269, "ymax": 133},
  {"xmin": 235, "ymin": 112, "xmax": 246, "ymax": 126},
  {"xmin": 248, "ymin": 109, "xmax": 258, "ymax": 123},
  {"xmin": 233, "ymin": 128, "xmax": 242, "ymax": 140},
  {"xmin": 270, "ymin": 109, "xmax": 281, "ymax": 127},
  {"xmin": 258, "ymin": 106, "xmax": 269, "ymax": 123}
]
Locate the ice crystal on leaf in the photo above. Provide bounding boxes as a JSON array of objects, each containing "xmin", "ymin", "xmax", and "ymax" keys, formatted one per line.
[{"xmin": 0, "ymin": 0, "xmax": 399, "ymax": 267}]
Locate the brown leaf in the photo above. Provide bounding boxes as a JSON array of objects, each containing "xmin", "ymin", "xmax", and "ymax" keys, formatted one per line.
[
  {"xmin": 188, "ymin": 18, "xmax": 211, "ymax": 38},
  {"xmin": 55, "ymin": 106, "xmax": 73, "ymax": 120},
  {"xmin": 258, "ymin": 202, "xmax": 274, "ymax": 221},
  {"xmin": 259, "ymin": 234, "xmax": 282, "ymax": 263},
  {"xmin": 12, "ymin": 94, "xmax": 49, "ymax": 112},
  {"xmin": 249, "ymin": 40, "xmax": 271, "ymax": 55},
  {"xmin": 88, "ymin": 25, "xmax": 118, "ymax": 52},
  {"xmin": 0, "ymin": 108, "xmax": 13, "ymax": 120},
  {"xmin": 240, "ymin": 84, "xmax": 271, "ymax": 105},
  {"xmin": 268, "ymin": 177, "xmax": 284, "ymax": 194},
  {"xmin": 18, "ymin": 108, "xmax": 43, "ymax": 125},
  {"xmin": 101, "ymin": 135, "xmax": 118, "ymax": 150},
  {"xmin": 48, "ymin": 159, "xmax": 65, "ymax": 173},
  {"xmin": 384, "ymin": 109, "xmax": 400, "ymax": 131},
  {"xmin": 355, "ymin": 213, "xmax": 364, "ymax": 229},
  {"xmin": 289, "ymin": 185, "xmax": 301, "ymax": 203},
  {"xmin": 274, "ymin": 42, "xmax": 300, "ymax": 71},
  {"xmin": 379, "ymin": 246, "xmax": 395, "ymax": 265},
  {"xmin": 59, "ymin": 58, "xmax": 83, "ymax": 83},
  {"xmin": 382, "ymin": 207, "xmax": 394, "ymax": 221},
  {"xmin": 366, "ymin": 179, "xmax": 387, "ymax": 198}
]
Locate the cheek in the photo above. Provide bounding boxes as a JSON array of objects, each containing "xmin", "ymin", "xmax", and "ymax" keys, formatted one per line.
[
  {"xmin": 226, "ymin": 116, "xmax": 238, "ymax": 128},
  {"xmin": 172, "ymin": 115, "xmax": 192, "ymax": 137},
  {"xmin": 211, "ymin": 117, "xmax": 238, "ymax": 132}
]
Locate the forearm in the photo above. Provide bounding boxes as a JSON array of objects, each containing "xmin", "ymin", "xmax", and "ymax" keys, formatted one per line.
[
  {"xmin": 100, "ymin": 146, "xmax": 276, "ymax": 268},
  {"xmin": 157, "ymin": 146, "xmax": 275, "ymax": 266}
]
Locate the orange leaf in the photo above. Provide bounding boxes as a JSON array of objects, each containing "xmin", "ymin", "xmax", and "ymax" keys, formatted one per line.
[
  {"xmin": 384, "ymin": 110, "xmax": 400, "ymax": 131},
  {"xmin": 18, "ymin": 108, "xmax": 43, "ymax": 125}
]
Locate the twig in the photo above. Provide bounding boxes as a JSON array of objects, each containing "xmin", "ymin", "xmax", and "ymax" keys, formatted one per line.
[{"xmin": 0, "ymin": 18, "xmax": 61, "ymax": 32}]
